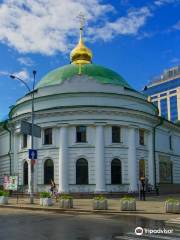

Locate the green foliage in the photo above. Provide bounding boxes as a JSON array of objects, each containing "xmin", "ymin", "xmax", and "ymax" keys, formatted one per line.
[
  {"xmin": 0, "ymin": 190, "xmax": 9, "ymax": 197},
  {"xmin": 59, "ymin": 194, "xmax": 73, "ymax": 200},
  {"xmin": 166, "ymin": 198, "xmax": 180, "ymax": 203},
  {"xmin": 121, "ymin": 195, "xmax": 135, "ymax": 201},
  {"xmin": 39, "ymin": 192, "xmax": 51, "ymax": 198},
  {"xmin": 94, "ymin": 195, "xmax": 106, "ymax": 201}
]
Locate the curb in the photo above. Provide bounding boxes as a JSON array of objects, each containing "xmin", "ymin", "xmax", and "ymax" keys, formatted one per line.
[{"xmin": 0, "ymin": 204, "xmax": 174, "ymax": 216}]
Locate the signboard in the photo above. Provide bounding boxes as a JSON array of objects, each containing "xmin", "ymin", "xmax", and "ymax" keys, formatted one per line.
[
  {"xmin": 3, "ymin": 176, "xmax": 18, "ymax": 191},
  {"xmin": 20, "ymin": 121, "xmax": 41, "ymax": 138},
  {"xmin": 29, "ymin": 149, "xmax": 37, "ymax": 160}
]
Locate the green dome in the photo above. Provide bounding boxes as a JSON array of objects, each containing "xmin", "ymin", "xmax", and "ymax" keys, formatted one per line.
[{"xmin": 36, "ymin": 64, "xmax": 132, "ymax": 89}]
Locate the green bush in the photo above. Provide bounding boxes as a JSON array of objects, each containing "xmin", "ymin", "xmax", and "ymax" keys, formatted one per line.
[
  {"xmin": 59, "ymin": 194, "xmax": 73, "ymax": 200},
  {"xmin": 0, "ymin": 190, "xmax": 9, "ymax": 197},
  {"xmin": 166, "ymin": 198, "xmax": 180, "ymax": 203},
  {"xmin": 39, "ymin": 192, "xmax": 51, "ymax": 198},
  {"xmin": 94, "ymin": 195, "xmax": 106, "ymax": 201},
  {"xmin": 121, "ymin": 195, "xmax": 135, "ymax": 201}
]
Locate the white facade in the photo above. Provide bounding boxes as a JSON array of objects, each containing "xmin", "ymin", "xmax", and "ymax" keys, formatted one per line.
[{"xmin": 1, "ymin": 72, "xmax": 180, "ymax": 193}]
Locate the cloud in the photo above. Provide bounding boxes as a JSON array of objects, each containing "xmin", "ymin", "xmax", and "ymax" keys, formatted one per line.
[
  {"xmin": 18, "ymin": 57, "xmax": 34, "ymax": 66},
  {"xmin": 0, "ymin": 0, "xmax": 113, "ymax": 55},
  {"xmin": 173, "ymin": 20, "xmax": 180, "ymax": 30},
  {"xmin": 0, "ymin": 1, "xmax": 152, "ymax": 55},
  {"xmin": 154, "ymin": 0, "xmax": 179, "ymax": 6},
  {"xmin": 89, "ymin": 7, "xmax": 152, "ymax": 41},
  {"xmin": 0, "ymin": 70, "xmax": 9, "ymax": 76},
  {"xmin": 0, "ymin": 69, "xmax": 30, "ymax": 84},
  {"xmin": 170, "ymin": 57, "xmax": 180, "ymax": 64},
  {"xmin": 12, "ymin": 69, "xmax": 31, "ymax": 83}
]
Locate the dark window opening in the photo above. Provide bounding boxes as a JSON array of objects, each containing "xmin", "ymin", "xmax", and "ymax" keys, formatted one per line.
[
  {"xmin": 169, "ymin": 136, "xmax": 172, "ymax": 150},
  {"xmin": 44, "ymin": 159, "xmax": 54, "ymax": 184},
  {"xmin": 76, "ymin": 126, "xmax": 86, "ymax": 143},
  {"xmin": 139, "ymin": 129, "xmax": 145, "ymax": 145},
  {"xmin": 76, "ymin": 158, "xmax": 88, "ymax": 184},
  {"xmin": 112, "ymin": 126, "xmax": 121, "ymax": 143},
  {"xmin": 23, "ymin": 161, "xmax": 28, "ymax": 185},
  {"xmin": 111, "ymin": 158, "xmax": 122, "ymax": 184},
  {"xmin": 22, "ymin": 134, "xmax": 27, "ymax": 148},
  {"xmin": 44, "ymin": 128, "xmax": 52, "ymax": 145}
]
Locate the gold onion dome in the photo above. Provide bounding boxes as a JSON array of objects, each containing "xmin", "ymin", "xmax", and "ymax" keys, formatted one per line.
[{"xmin": 70, "ymin": 27, "xmax": 93, "ymax": 65}]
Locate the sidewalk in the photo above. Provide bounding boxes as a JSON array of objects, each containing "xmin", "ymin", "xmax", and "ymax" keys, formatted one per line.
[{"xmin": 0, "ymin": 194, "xmax": 180, "ymax": 221}]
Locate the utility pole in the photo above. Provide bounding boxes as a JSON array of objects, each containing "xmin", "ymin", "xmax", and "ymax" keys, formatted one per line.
[{"xmin": 10, "ymin": 70, "xmax": 37, "ymax": 204}]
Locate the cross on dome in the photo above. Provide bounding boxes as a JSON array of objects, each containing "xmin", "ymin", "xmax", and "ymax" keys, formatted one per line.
[
  {"xmin": 77, "ymin": 12, "xmax": 85, "ymax": 30},
  {"xmin": 70, "ymin": 13, "xmax": 93, "ymax": 65}
]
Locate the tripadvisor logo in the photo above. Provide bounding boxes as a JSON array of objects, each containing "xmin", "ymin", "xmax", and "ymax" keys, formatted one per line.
[
  {"xmin": 135, "ymin": 227, "xmax": 143, "ymax": 236},
  {"xmin": 135, "ymin": 227, "xmax": 173, "ymax": 236}
]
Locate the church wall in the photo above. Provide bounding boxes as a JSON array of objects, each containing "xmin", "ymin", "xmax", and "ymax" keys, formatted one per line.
[
  {"xmin": 2, "ymin": 93, "xmax": 180, "ymax": 192},
  {"xmin": 155, "ymin": 126, "xmax": 180, "ymax": 185},
  {"xmin": 0, "ymin": 132, "xmax": 9, "ymax": 156},
  {"xmin": 172, "ymin": 156, "xmax": 180, "ymax": 183},
  {"xmin": 172, "ymin": 134, "xmax": 180, "ymax": 155},
  {"xmin": 0, "ymin": 155, "xmax": 10, "ymax": 185},
  {"xmin": 0, "ymin": 131, "xmax": 10, "ymax": 185},
  {"xmin": 104, "ymin": 147, "xmax": 128, "ymax": 183}
]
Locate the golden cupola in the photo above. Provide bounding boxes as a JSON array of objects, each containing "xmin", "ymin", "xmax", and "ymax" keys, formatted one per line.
[{"xmin": 70, "ymin": 25, "xmax": 93, "ymax": 65}]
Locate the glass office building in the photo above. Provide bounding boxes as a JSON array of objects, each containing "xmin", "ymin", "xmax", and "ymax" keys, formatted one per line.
[{"xmin": 143, "ymin": 66, "xmax": 180, "ymax": 122}]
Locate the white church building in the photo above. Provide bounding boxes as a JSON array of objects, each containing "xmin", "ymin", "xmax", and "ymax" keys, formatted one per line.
[{"xmin": 1, "ymin": 27, "xmax": 180, "ymax": 194}]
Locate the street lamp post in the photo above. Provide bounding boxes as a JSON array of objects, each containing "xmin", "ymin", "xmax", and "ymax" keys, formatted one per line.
[{"xmin": 10, "ymin": 70, "xmax": 37, "ymax": 204}]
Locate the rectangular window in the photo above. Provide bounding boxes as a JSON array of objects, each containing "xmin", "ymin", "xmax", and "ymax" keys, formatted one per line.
[
  {"xmin": 160, "ymin": 93, "xmax": 167, "ymax": 97},
  {"xmin": 160, "ymin": 98, "xmax": 168, "ymax": 119},
  {"xmin": 170, "ymin": 95, "xmax": 178, "ymax": 122},
  {"xmin": 44, "ymin": 128, "xmax": 52, "ymax": 145},
  {"xmin": 159, "ymin": 161, "xmax": 173, "ymax": 183},
  {"xmin": 169, "ymin": 136, "xmax": 172, "ymax": 150},
  {"xmin": 169, "ymin": 89, "xmax": 176, "ymax": 94},
  {"xmin": 112, "ymin": 126, "xmax": 121, "ymax": 143},
  {"xmin": 22, "ymin": 134, "xmax": 27, "ymax": 148},
  {"xmin": 76, "ymin": 126, "xmax": 86, "ymax": 143},
  {"xmin": 139, "ymin": 129, "xmax": 145, "ymax": 145}
]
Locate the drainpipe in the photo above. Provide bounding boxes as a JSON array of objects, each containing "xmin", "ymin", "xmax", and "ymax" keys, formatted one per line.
[
  {"xmin": 153, "ymin": 117, "xmax": 164, "ymax": 193},
  {"xmin": 2, "ymin": 120, "xmax": 12, "ymax": 175}
]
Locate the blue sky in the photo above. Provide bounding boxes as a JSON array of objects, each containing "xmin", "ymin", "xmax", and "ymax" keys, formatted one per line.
[{"xmin": 0, "ymin": 0, "xmax": 179, "ymax": 119}]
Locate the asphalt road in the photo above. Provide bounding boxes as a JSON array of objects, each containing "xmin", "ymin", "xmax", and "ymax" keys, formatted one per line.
[{"xmin": 0, "ymin": 208, "xmax": 179, "ymax": 240}]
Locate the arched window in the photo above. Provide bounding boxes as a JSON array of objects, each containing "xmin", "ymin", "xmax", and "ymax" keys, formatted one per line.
[
  {"xmin": 76, "ymin": 158, "xmax": 88, "ymax": 184},
  {"xmin": 23, "ymin": 161, "xmax": 28, "ymax": 185},
  {"xmin": 139, "ymin": 159, "xmax": 145, "ymax": 179},
  {"xmin": 44, "ymin": 159, "xmax": 54, "ymax": 184},
  {"xmin": 111, "ymin": 158, "xmax": 122, "ymax": 184}
]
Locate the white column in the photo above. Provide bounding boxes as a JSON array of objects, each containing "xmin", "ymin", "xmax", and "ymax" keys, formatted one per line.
[
  {"xmin": 158, "ymin": 96, "xmax": 161, "ymax": 116},
  {"xmin": 167, "ymin": 95, "xmax": 171, "ymax": 121},
  {"xmin": 95, "ymin": 124, "xmax": 106, "ymax": 192},
  {"xmin": 13, "ymin": 133, "xmax": 18, "ymax": 174},
  {"xmin": 128, "ymin": 127, "xmax": 138, "ymax": 192},
  {"xmin": 59, "ymin": 125, "xmax": 69, "ymax": 193},
  {"xmin": 148, "ymin": 131, "xmax": 154, "ymax": 187}
]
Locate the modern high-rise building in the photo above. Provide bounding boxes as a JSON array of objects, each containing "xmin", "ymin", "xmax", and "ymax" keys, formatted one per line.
[{"xmin": 143, "ymin": 65, "xmax": 180, "ymax": 122}]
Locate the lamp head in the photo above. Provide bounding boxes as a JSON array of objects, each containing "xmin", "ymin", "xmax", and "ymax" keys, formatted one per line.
[{"xmin": 10, "ymin": 75, "xmax": 15, "ymax": 79}]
